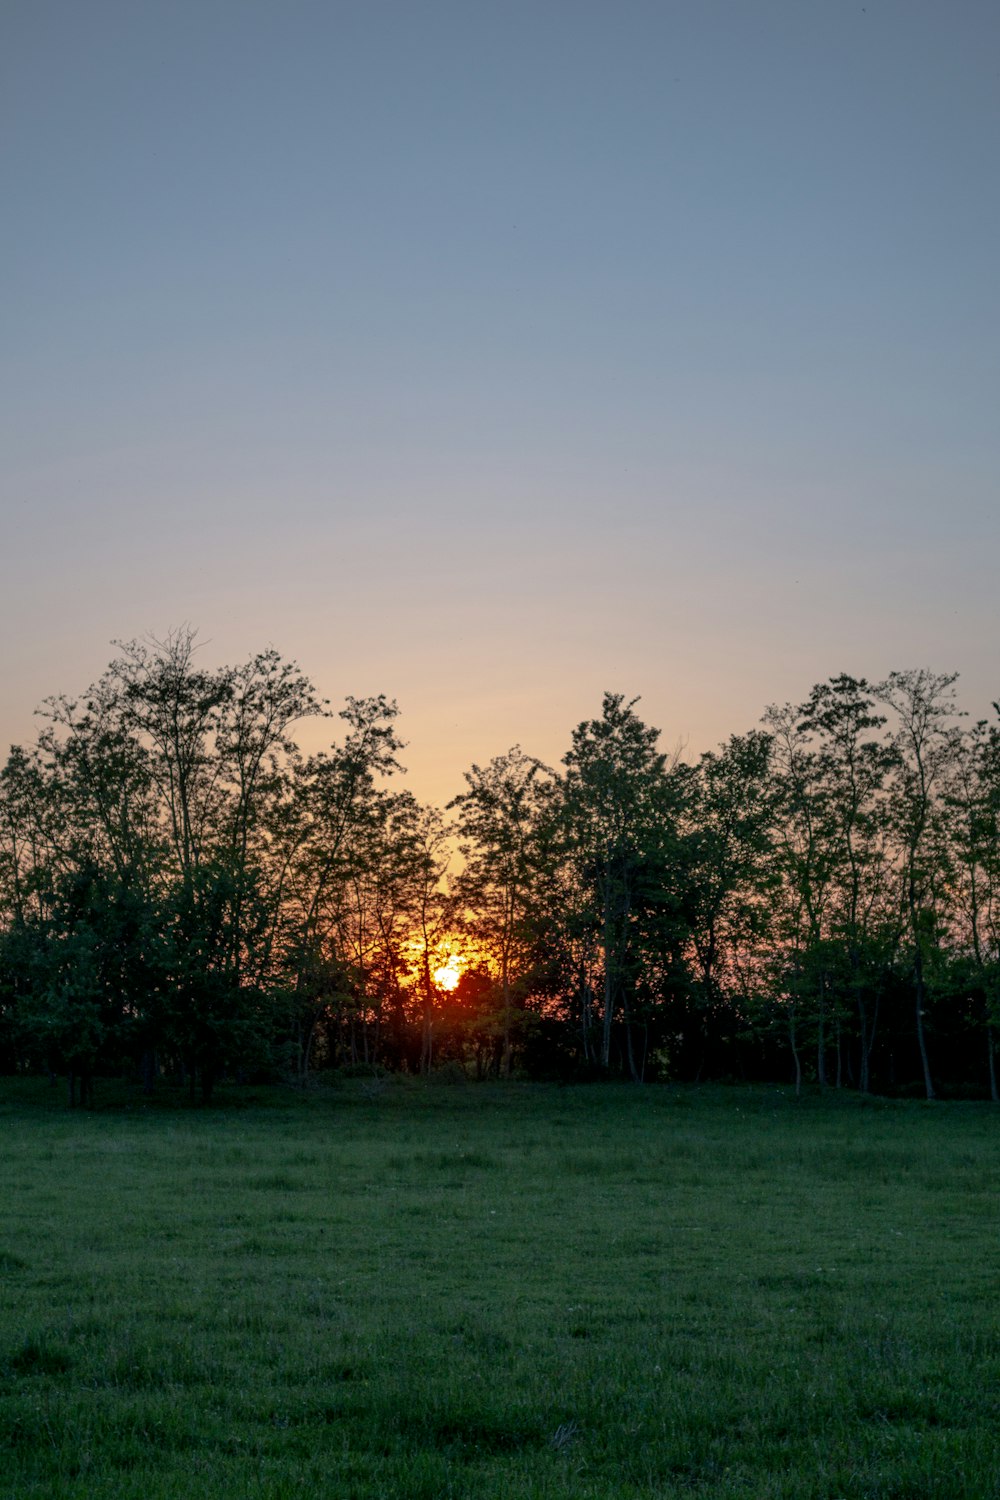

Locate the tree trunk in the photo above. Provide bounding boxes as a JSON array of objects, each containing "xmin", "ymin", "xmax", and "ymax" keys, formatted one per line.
[
  {"xmin": 789, "ymin": 1011, "xmax": 802, "ymax": 1098},
  {"xmin": 501, "ymin": 959, "xmax": 512, "ymax": 1078},
  {"xmin": 858, "ymin": 995, "xmax": 870, "ymax": 1096},
  {"xmin": 601, "ymin": 902, "xmax": 614, "ymax": 1070},
  {"xmin": 300, "ymin": 1012, "xmax": 320, "ymax": 1085},
  {"xmin": 420, "ymin": 999, "xmax": 433, "ymax": 1076},
  {"xmin": 580, "ymin": 978, "xmax": 591, "ymax": 1064},
  {"xmin": 141, "ymin": 1050, "xmax": 157, "ymax": 1095},
  {"xmin": 201, "ymin": 1062, "xmax": 216, "ymax": 1104},
  {"xmin": 623, "ymin": 992, "xmax": 641, "ymax": 1084},
  {"xmin": 816, "ymin": 971, "xmax": 827, "ymax": 1090},
  {"xmin": 913, "ymin": 947, "xmax": 935, "ymax": 1101}
]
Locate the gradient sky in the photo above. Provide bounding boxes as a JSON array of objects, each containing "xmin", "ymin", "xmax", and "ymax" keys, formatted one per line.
[{"xmin": 3, "ymin": 1, "xmax": 998, "ymax": 807}]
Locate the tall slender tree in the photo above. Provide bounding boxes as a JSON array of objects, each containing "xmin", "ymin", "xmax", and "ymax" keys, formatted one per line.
[
  {"xmin": 796, "ymin": 676, "xmax": 897, "ymax": 1092},
  {"xmin": 877, "ymin": 670, "xmax": 963, "ymax": 1101},
  {"xmin": 683, "ymin": 730, "xmax": 778, "ymax": 1076},
  {"xmin": 450, "ymin": 747, "xmax": 554, "ymax": 1074},
  {"xmin": 559, "ymin": 694, "xmax": 686, "ymax": 1079}
]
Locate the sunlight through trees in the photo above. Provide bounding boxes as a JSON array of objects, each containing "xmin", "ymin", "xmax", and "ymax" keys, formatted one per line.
[{"xmin": 2, "ymin": 631, "xmax": 999, "ymax": 1100}]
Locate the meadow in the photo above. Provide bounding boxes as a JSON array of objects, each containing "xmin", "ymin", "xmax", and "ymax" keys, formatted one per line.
[{"xmin": 1, "ymin": 1079, "xmax": 999, "ymax": 1499}]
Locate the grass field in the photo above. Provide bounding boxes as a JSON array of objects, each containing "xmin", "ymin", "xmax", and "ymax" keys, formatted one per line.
[{"xmin": 2, "ymin": 1078, "xmax": 999, "ymax": 1499}]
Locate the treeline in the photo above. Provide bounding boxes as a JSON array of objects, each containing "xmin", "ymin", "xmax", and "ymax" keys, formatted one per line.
[{"xmin": 1, "ymin": 630, "xmax": 998, "ymax": 1102}]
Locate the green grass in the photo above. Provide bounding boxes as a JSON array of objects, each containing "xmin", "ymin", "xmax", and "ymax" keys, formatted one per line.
[{"xmin": 2, "ymin": 1078, "xmax": 999, "ymax": 1498}]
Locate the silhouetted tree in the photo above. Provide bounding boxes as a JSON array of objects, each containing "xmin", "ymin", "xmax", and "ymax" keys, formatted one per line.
[
  {"xmin": 877, "ymin": 670, "xmax": 964, "ymax": 1101},
  {"xmin": 558, "ymin": 694, "xmax": 688, "ymax": 1080},
  {"xmin": 682, "ymin": 730, "xmax": 778, "ymax": 1079},
  {"xmin": 450, "ymin": 747, "xmax": 555, "ymax": 1074}
]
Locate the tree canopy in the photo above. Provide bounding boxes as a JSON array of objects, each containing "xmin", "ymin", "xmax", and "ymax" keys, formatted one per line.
[{"xmin": 3, "ymin": 631, "xmax": 999, "ymax": 1101}]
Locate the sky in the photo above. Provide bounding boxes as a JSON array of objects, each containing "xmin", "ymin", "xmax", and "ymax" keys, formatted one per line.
[{"xmin": 2, "ymin": 0, "xmax": 998, "ymax": 808}]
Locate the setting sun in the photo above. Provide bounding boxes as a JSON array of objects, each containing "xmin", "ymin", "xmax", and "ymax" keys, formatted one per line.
[{"xmin": 433, "ymin": 955, "xmax": 463, "ymax": 992}]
